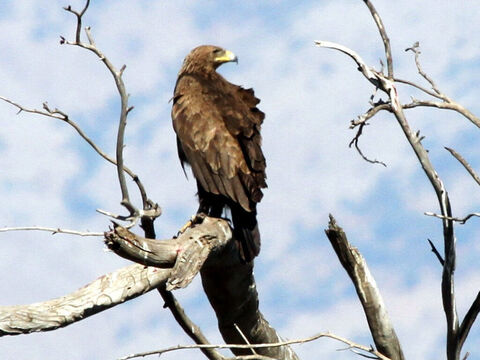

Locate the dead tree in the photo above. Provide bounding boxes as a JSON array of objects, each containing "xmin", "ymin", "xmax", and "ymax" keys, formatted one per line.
[{"xmin": 317, "ymin": 1, "xmax": 480, "ymax": 359}]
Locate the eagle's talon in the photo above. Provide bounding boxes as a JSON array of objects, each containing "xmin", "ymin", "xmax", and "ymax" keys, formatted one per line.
[
  {"xmin": 177, "ymin": 218, "xmax": 194, "ymax": 235},
  {"xmin": 193, "ymin": 212, "xmax": 207, "ymax": 224}
]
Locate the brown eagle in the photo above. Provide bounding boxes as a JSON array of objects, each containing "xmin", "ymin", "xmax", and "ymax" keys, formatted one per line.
[{"xmin": 171, "ymin": 45, "xmax": 267, "ymax": 262}]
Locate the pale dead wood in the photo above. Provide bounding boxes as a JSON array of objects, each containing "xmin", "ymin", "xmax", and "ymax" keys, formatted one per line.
[
  {"xmin": 325, "ymin": 215, "xmax": 404, "ymax": 360},
  {"xmin": 0, "ymin": 264, "xmax": 168, "ymax": 336},
  {"xmin": 106, "ymin": 215, "xmax": 300, "ymax": 359},
  {"xmin": 0, "ymin": 218, "xmax": 227, "ymax": 336},
  {"xmin": 63, "ymin": 2, "xmax": 137, "ymax": 218},
  {"xmin": 445, "ymin": 147, "xmax": 480, "ymax": 186},
  {"xmin": 425, "ymin": 212, "xmax": 480, "ymax": 225},
  {"xmin": 363, "ymin": 0, "xmax": 393, "ymax": 78},
  {"xmin": 0, "ymin": 226, "xmax": 103, "ymax": 237},
  {"xmin": 119, "ymin": 331, "xmax": 391, "ymax": 360}
]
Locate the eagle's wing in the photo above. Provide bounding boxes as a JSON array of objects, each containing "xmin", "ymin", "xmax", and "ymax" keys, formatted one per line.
[{"xmin": 172, "ymin": 75, "xmax": 264, "ymax": 211}]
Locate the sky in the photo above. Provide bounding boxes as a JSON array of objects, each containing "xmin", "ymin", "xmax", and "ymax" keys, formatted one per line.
[{"xmin": 1, "ymin": 1, "xmax": 480, "ymax": 359}]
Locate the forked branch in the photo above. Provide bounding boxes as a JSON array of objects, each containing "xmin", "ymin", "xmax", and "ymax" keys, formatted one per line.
[{"xmin": 63, "ymin": 1, "xmax": 137, "ymax": 217}]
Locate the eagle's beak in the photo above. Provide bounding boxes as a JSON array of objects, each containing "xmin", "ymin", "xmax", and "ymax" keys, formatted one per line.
[{"xmin": 216, "ymin": 50, "xmax": 238, "ymax": 64}]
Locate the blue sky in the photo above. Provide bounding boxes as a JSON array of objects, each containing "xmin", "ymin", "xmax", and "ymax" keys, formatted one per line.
[{"xmin": 1, "ymin": 1, "xmax": 480, "ymax": 359}]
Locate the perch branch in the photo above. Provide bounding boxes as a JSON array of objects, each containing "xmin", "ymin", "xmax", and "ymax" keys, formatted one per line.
[{"xmin": 0, "ymin": 218, "xmax": 229, "ymax": 336}]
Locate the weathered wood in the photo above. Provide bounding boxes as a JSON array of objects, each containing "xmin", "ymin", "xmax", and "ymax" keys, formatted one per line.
[
  {"xmin": 325, "ymin": 215, "xmax": 404, "ymax": 360},
  {"xmin": 0, "ymin": 218, "xmax": 226, "ymax": 336},
  {"xmin": 0, "ymin": 264, "xmax": 168, "ymax": 336}
]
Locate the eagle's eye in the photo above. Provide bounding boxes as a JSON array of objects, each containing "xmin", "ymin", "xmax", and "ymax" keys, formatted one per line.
[{"xmin": 212, "ymin": 48, "xmax": 222, "ymax": 54}]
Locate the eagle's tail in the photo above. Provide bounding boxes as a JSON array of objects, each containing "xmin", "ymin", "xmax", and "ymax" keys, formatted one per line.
[{"xmin": 231, "ymin": 205, "xmax": 261, "ymax": 263}]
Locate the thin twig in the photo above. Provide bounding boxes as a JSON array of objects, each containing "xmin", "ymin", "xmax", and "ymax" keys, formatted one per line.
[
  {"xmin": 349, "ymin": 122, "xmax": 387, "ymax": 167},
  {"xmin": 394, "ymin": 77, "xmax": 444, "ymax": 100},
  {"xmin": 157, "ymin": 287, "xmax": 224, "ymax": 360},
  {"xmin": 0, "ymin": 226, "xmax": 102, "ymax": 237},
  {"xmin": 96, "ymin": 209, "xmax": 138, "ymax": 228},
  {"xmin": 405, "ymin": 42, "xmax": 445, "ymax": 98},
  {"xmin": 63, "ymin": 1, "xmax": 136, "ymax": 216},
  {"xmin": 118, "ymin": 332, "xmax": 391, "ymax": 360},
  {"xmin": 0, "ymin": 96, "xmax": 143, "ymax": 184},
  {"xmin": 424, "ymin": 212, "xmax": 480, "ymax": 225},
  {"xmin": 63, "ymin": 0, "xmax": 90, "ymax": 43},
  {"xmin": 445, "ymin": 147, "xmax": 480, "ymax": 186},
  {"xmin": 315, "ymin": 41, "xmax": 380, "ymax": 87},
  {"xmin": 350, "ymin": 103, "xmax": 391, "ymax": 128},
  {"xmin": 427, "ymin": 239, "xmax": 445, "ymax": 266},
  {"xmin": 234, "ymin": 323, "xmax": 257, "ymax": 356}
]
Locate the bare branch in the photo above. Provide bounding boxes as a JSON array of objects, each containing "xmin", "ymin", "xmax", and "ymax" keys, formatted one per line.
[
  {"xmin": 315, "ymin": 41, "xmax": 381, "ymax": 88},
  {"xmin": 403, "ymin": 100, "xmax": 480, "ymax": 129},
  {"xmin": 0, "ymin": 218, "xmax": 228, "ymax": 336},
  {"xmin": 325, "ymin": 215, "xmax": 404, "ymax": 360},
  {"xmin": 349, "ymin": 121, "xmax": 387, "ymax": 167},
  {"xmin": 405, "ymin": 42, "xmax": 446, "ymax": 98},
  {"xmin": 0, "ymin": 226, "xmax": 102, "ymax": 237},
  {"xmin": 0, "ymin": 263, "xmax": 169, "ymax": 336},
  {"xmin": 424, "ymin": 212, "xmax": 480, "ymax": 225},
  {"xmin": 445, "ymin": 147, "xmax": 480, "ymax": 186},
  {"xmin": 63, "ymin": 0, "xmax": 90, "ymax": 44},
  {"xmin": 118, "ymin": 332, "xmax": 391, "ymax": 360},
  {"xmin": 394, "ymin": 77, "xmax": 444, "ymax": 100},
  {"xmin": 350, "ymin": 103, "xmax": 391, "ymax": 128},
  {"xmin": 157, "ymin": 287, "xmax": 224, "ymax": 360},
  {"xmin": 0, "ymin": 96, "xmax": 158, "ymax": 214},
  {"xmin": 63, "ymin": 2, "xmax": 136, "ymax": 216},
  {"xmin": 427, "ymin": 239, "xmax": 445, "ymax": 266},
  {"xmin": 458, "ymin": 292, "xmax": 480, "ymax": 352},
  {"xmin": 363, "ymin": 0, "xmax": 393, "ymax": 78}
]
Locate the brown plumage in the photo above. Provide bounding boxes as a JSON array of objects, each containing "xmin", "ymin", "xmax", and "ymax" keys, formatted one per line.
[{"xmin": 171, "ymin": 45, "xmax": 267, "ymax": 262}]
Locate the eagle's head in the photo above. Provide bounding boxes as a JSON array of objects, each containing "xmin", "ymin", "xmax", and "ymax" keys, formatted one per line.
[{"xmin": 180, "ymin": 45, "xmax": 238, "ymax": 74}]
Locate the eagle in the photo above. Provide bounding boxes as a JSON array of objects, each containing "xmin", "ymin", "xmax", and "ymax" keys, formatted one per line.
[{"xmin": 171, "ymin": 45, "xmax": 267, "ymax": 262}]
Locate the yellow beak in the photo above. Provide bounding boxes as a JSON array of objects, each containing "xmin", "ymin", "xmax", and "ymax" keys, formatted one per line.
[{"xmin": 215, "ymin": 50, "xmax": 238, "ymax": 64}]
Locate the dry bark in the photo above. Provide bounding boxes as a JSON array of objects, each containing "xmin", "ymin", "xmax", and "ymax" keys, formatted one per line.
[{"xmin": 325, "ymin": 215, "xmax": 404, "ymax": 360}]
